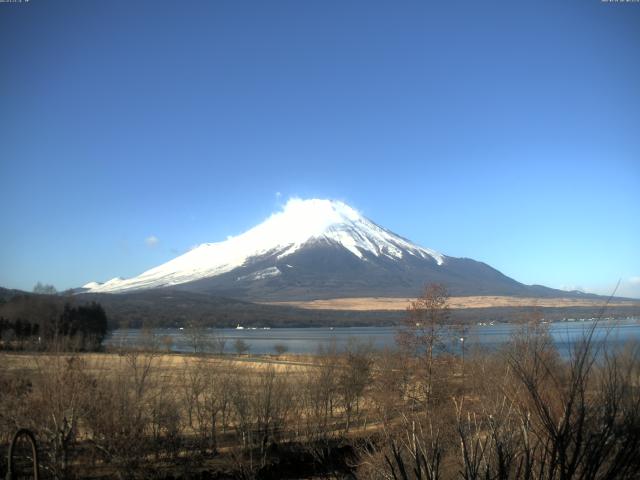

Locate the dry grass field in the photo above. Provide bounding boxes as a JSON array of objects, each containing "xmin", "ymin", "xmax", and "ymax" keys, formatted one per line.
[
  {"xmin": 2, "ymin": 326, "xmax": 640, "ymax": 480},
  {"xmin": 263, "ymin": 295, "xmax": 640, "ymax": 311},
  {"xmin": 0, "ymin": 347, "xmax": 389, "ymax": 478},
  {"xmin": 0, "ymin": 350, "xmax": 319, "ymax": 379}
]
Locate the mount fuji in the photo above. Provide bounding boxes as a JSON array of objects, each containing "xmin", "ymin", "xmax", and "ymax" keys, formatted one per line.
[{"xmin": 82, "ymin": 198, "xmax": 576, "ymax": 301}]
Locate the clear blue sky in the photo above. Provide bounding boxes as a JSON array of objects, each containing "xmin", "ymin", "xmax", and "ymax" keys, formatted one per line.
[{"xmin": 1, "ymin": 0, "xmax": 639, "ymax": 297}]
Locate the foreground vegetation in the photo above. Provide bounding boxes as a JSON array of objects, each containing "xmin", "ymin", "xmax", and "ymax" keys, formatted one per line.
[
  {"xmin": 1, "ymin": 285, "xmax": 639, "ymax": 479},
  {"xmin": 1, "ymin": 324, "xmax": 639, "ymax": 479}
]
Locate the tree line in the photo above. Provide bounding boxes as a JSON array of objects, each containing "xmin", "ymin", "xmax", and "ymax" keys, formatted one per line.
[{"xmin": 0, "ymin": 295, "xmax": 108, "ymax": 350}]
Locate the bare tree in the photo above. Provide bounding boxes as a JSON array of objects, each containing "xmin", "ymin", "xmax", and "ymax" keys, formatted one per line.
[
  {"xmin": 160, "ymin": 334, "xmax": 174, "ymax": 353},
  {"xmin": 29, "ymin": 351, "xmax": 96, "ymax": 478},
  {"xmin": 185, "ymin": 321, "xmax": 207, "ymax": 354},
  {"xmin": 251, "ymin": 365, "xmax": 294, "ymax": 462},
  {"xmin": 370, "ymin": 347, "xmax": 411, "ymax": 426},
  {"xmin": 210, "ymin": 333, "xmax": 227, "ymax": 355},
  {"xmin": 234, "ymin": 338, "xmax": 250, "ymax": 356},
  {"xmin": 397, "ymin": 283, "xmax": 450, "ymax": 404},
  {"xmin": 228, "ymin": 368, "xmax": 253, "ymax": 452},
  {"xmin": 273, "ymin": 343, "xmax": 288, "ymax": 357},
  {"xmin": 504, "ymin": 322, "xmax": 640, "ymax": 479},
  {"xmin": 85, "ymin": 347, "xmax": 164, "ymax": 478},
  {"xmin": 338, "ymin": 338, "xmax": 373, "ymax": 432},
  {"xmin": 180, "ymin": 358, "xmax": 228, "ymax": 454}
]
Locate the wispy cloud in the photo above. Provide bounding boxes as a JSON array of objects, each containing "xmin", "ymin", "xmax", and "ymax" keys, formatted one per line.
[
  {"xmin": 560, "ymin": 284, "xmax": 585, "ymax": 293},
  {"xmin": 145, "ymin": 235, "xmax": 159, "ymax": 247},
  {"xmin": 629, "ymin": 276, "xmax": 640, "ymax": 285}
]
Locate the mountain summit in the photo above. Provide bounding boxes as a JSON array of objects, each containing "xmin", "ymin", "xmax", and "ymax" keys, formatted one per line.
[{"xmin": 83, "ymin": 198, "xmax": 568, "ymax": 300}]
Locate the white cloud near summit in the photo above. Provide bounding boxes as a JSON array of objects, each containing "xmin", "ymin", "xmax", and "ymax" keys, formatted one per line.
[{"xmin": 145, "ymin": 235, "xmax": 159, "ymax": 247}]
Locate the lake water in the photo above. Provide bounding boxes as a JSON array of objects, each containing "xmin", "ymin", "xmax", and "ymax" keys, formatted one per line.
[{"xmin": 105, "ymin": 318, "xmax": 640, "ymax": 357}]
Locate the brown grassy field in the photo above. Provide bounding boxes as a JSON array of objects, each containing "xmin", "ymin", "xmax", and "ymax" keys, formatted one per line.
[
  {"xmin": 0, "ymin": 351, "xmax": 319, "ymax": 377},
  {"xmin": 2, "ymin": 329, "xmax": 640, "ymax": 480},
  {"xmin": 263, "ymin": 295, "xmax": 640, "ymax": 311}
]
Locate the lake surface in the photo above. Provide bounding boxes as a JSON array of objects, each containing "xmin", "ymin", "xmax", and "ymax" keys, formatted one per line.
[{"xmin": 105, "ymin": 318, "xmax": 640, "ymax": 357}]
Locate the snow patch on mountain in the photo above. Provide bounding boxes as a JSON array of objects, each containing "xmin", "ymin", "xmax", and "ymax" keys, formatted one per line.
[
  {"xmin": 237, "ymin": 266, "xmax": 281, "ymax": 282},
  {"xmin": 84, "ymin": 198, "xmax": 444, "ymax": 293}
]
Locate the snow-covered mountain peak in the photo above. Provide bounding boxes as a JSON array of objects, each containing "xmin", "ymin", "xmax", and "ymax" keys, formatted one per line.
[
  {"xmin": 83, "ymin": 198, "xmax": 444, "ymax": 293},
  {"xmin": 284, "ymin": 197, "xmax": 361, "ymax": 221},
  {"xmin": 261, "ymin": 198, "xmax": 363, "ymax": 239}
]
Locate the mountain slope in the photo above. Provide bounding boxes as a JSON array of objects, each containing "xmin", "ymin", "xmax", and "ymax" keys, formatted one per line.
[{"xmin": 83, "ymin": 198, "xmax": 585, "ymax": 301}]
